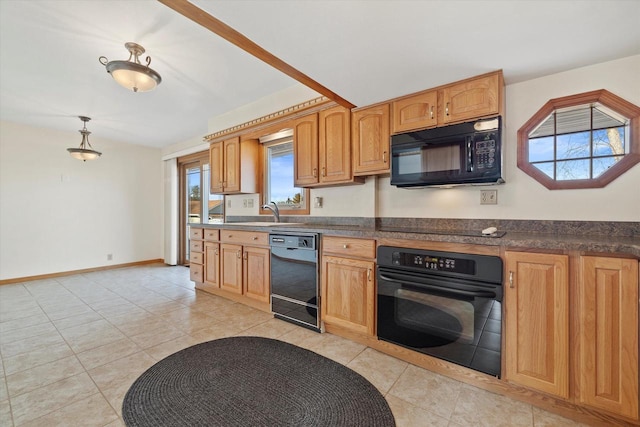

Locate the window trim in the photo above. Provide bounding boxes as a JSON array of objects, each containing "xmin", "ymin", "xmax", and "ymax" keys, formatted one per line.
[
  {"xmin": 260, "ymin": 135, "xmax": 310, "ymax": 216},
  {"xmin": 517, "ymin": 89, "xmax": 640, "ymax": 189}
]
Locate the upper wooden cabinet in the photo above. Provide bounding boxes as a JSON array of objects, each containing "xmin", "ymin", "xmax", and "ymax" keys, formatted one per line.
[
  {"xmin": 294, "ymin": 107, "xmax": 363, "ymax": 187},
  {"xmin": 504, "ymin": 251, "xmax": 570, "ymax": 399},
  {"xmin": 578, "ymin": 256, "xmax": 639, "ymax": 420},
  {"xmin": 293, "ymin": 114, "xmax": 319, "ymax": 186},
  {"xmin": 391, "ymin": 71, "xmax": 503, "ymax": 133},
  {"xmin": 209, "ymin": 136, "xmax": 259, "ymax": 194},
  {"xmin": 392, "ymin": 90, "xmax": 438, "ymax": 133},
  {"xmin": 352, "ymin": 103, "xmax": 390, "ymax": 175},
  {"xmin": 319, "ymin": 106, "xmax": 354, "ymax": 184},
  {"xmin": 440, "ymin": 72, "xmax": 501, "ymax": 125}
]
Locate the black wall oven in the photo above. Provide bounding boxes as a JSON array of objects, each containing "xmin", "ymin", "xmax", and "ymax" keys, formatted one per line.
[{"xmin": 377, "ymin": 246, "xmax": 503, "ymax": 377}]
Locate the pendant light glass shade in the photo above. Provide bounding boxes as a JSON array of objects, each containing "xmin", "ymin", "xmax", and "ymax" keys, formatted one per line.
[
  {"xmin": 99, "ymin": 42, "xmax": 161, "ymax": 93},
  {"xmin": 67, "ymin": 116, "xmax": 101, "ymax": 161}
]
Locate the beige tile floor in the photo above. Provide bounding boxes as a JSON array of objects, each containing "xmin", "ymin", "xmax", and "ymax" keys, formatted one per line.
[{"xmin": 0, "ymin": 264, "xmax": 588, "ymax": 427}]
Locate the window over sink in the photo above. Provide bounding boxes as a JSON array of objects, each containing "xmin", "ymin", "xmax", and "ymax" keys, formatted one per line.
[
  {"xmin": 261, "ymin": 129, "xmax": 309, "ymax": 215},
  {"xmin": 517, "ymin": 89, "xmax": 640, "ymax": 189}
]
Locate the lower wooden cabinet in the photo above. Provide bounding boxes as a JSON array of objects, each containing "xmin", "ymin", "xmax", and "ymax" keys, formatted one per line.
[
  {"xmin": 221, "ymin": 243, "xmax": 243, "ymax": 295},
  {"xmin": 505, "ymin": 251, "xmax": 639, "ymax": 421},
  {"xmin": 202, "ymin": 241, "xmax": 220, "ymax": 290},
  {"xmin": 504, "ymin": 251, "xmax": 570, "ymax": 398},
  {"xmin": 242, "ymin": 246, "xmax": 270, "ymax": 303},
  {"xmin": 321, "ymin": 236, "xmax": 376, "ymax": 337},
  {"xmin": 578, "ymin": 256, "xmax": 639, "ymax": 420}
]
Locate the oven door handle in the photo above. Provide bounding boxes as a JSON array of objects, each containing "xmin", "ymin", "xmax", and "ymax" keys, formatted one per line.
[{"xmin": 378, "ymin": 273, "xmax": 497, "ymax": 299}]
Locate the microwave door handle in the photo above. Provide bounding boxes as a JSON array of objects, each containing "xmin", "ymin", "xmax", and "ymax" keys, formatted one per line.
[
  {"xmin": 378, "ymin": 273, "xmax": 497, "ymax": 299},
  {"xmin": 466, "ymin": 136, "xmax": 473, "ymax": 172}
]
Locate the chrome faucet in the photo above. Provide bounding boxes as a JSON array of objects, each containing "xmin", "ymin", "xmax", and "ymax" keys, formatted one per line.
[{"xmin": 262, "ymin": 201, "xmax": 280, "ymax": 222}]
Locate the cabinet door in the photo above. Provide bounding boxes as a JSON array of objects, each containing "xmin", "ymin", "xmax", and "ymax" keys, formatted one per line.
[
  {"xmin": 319, "ymin": 106, "xmax": 352, "ymax": 184},
  {"xmin": 293, "ymin": 114, "xmax": 319, "ymax": 186},
  {"xmin": 203, "ymin": 241, "xmax": 220, "ymax": 289},
  {"xmin": 440, "ymin": 73, "xmax": 500, "ymax": 124},
  {"xmin": 504, "ymin": 251, "xmax": 569, "ymax": 398},
  {"xmin": 392, "ymin": 90, "xmax": 437, "ymax": 133},
  {"xmin": 223, "ymin": 137, "xmax": 241, "ymax": 193},
  {"xmin": 578, "ymin": 256, "xmax": 638, "ymax": 419},
  {"xmin": 209, "ymin": 141, "xmax": 224, "ymax": 193},
  {"xmin": 243, "ymin": 246, "xmax": 270, "ymax": 303},
  {"xmin": 220, "ymin": 243, "xmax": 243, "ymax": 294},
  {"xmin": 321, "ymin": 255, "xmax": 375, "ymax": 336},
  {"xmin": 352, "ymin": 104, "xmax": 390, "ymax": 175}
]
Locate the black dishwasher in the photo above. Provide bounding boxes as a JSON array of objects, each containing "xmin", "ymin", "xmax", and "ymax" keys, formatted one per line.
[{"xmin": 269, "ymin": 233, "xmax": 320, "ymax": 331}]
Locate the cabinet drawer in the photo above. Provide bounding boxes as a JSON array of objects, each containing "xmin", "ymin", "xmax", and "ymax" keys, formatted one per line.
[
  {"xmin": 322, "ymin": 236, "xmax": 375, "ymax": 259},
  {"xmin": 191, "ymin": 251, "xmax": 203, "ymax": 265},
  {"xmin": 190, "ymin": 240, "xmax": 203, "ymax": 253},
  {"xmin": 204, "ymin": 229, "xmax": 220, "ymax": 241},
  {"xmin": 220, "ymin": 229, "xmax": 269, "ymax": 246},
  {"xmin": 189, "ymin": 227, "xmax": 204, "ymax": 240},
  {"xmin": 190, "ymin": 263, "xmax": 203, "ymax": 283}
]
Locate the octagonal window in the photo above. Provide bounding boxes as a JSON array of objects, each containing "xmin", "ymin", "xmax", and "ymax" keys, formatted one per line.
[{"xmin": 517, "ymin": 90, "xmax": 640, "ymax": 189}]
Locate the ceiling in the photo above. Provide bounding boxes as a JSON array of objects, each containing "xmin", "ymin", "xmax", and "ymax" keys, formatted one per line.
[{"xmin": 1, "ymin": 0, "xmax": 639, "ymax": 149}]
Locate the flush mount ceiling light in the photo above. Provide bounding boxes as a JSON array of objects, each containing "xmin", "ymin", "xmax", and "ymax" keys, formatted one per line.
[
  {"xmin": 99, "ymin": 42, "xmax": 162, "ymax": 93},
  {"xmin": 67, "ymin": 116, "xmax": 101, "ymax": 161}
]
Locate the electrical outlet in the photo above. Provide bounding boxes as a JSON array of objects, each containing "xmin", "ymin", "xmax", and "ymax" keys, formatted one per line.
[
  {"xmin": 480, "ymin": 190, "xmax": 498, "ymax": 205},
  {"xmin": 247, "ymin": 199, "xmax": 254, "ymax": 208}
]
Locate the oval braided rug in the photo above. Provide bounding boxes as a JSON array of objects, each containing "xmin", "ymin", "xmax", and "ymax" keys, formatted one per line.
[{"xmin": 122, "ymin": 336, "xmax": 395, "ymax": 427}]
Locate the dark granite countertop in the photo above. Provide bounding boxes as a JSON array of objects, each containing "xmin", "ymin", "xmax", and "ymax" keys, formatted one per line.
[{"xmin": 195, "ymin": 218, "xmax": 640, "ymax": 258}]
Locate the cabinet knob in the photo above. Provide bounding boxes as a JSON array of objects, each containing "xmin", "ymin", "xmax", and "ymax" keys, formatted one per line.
[
  {"xmin": 367, "ymin": 268, "xmax": 372, "ymax": 281},
  {"xmin": 445, "ymin": 102, "xmax": 450, "ymax": 116},
  {"xmin": 322, "ymin": 167, "xmax": 326, "ymax": 177},
  {"xmin": 253, "ymin": 236, "xmax": 258, "ymax": 240},
  {"xmin": 343, "ymin": 244, "xmax": 348, "ymax": 249}
]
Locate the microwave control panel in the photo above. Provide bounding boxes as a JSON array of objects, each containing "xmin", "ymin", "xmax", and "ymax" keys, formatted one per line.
[{"xmin": 474, "ymin": 135, "xmax": 497, "ymax": 170}]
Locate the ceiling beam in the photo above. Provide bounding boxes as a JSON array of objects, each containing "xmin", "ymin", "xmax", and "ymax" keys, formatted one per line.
[{"xmin": 158, "ymin": 0, "xmax": 355, "ymax": 109}]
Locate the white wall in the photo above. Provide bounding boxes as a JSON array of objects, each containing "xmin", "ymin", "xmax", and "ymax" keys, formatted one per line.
[
  {"xmin": 375, "ymin": 55, "xmax": 640, "ymax": 221},
  {"xmin": 0, "ymin": 121, "xmax": 164, "ymax": 280}
]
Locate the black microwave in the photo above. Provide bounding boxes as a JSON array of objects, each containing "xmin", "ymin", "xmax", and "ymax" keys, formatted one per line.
[{"xmin": 390, "ymin": 116, "xmax": 504, "ymax": 187}]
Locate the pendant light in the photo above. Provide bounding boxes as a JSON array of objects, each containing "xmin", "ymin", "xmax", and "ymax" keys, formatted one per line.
[
  {"xmin": 67, "ymin": 116, "xmax": 101, "ymax": 161},
  {"xmin": 99, "ymin": 42, "xmax": 162, "ymax": 93}
]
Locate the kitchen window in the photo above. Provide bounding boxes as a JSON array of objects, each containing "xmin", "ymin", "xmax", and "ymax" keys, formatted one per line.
[
  {"xmin": 261, "ymin": 129, "xmax": 310, "ymax": 215},
  {"xmin": 517, "ymin": 90, "xmax": 640, "ymax": 189}
]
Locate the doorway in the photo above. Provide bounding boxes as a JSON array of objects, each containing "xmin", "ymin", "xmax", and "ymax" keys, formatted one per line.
[{"xmin": 178, "ymin": 151, "xmax": 224, "ymax": 265}]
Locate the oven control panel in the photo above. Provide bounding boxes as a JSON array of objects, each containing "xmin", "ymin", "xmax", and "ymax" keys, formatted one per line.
[{"xmin": 391, "ymin": 251, "xmax": 475, "ymax": 275}]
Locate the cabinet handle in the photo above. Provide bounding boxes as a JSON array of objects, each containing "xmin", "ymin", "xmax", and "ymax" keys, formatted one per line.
[
  {"xmin": 322, "ymin": 167, "xmax": 326, "ymax": 177},
  {"xmin": 243, "ymin": 252, "xmax": 247, "ymax": 260},
  {"xmin": 343, "ymin": 244, "xmax": 348, "ymax": 249},
  {"xmin": 430, "ymin": 106, "xmax": 434, "ymax": 119},
  {"xmin": 313, "ymin": 168, "xmax": 317, "ymax": 177},
  {"xmin": 237, "ymin": 250, "xmax": 241, "ymax": 259},
  {"xmin": 227, "ymin": 234, "xmax": 232, "ymax": 238},
  {"xmin": 382, "ymin": 151, "xmax": 387, "ymax": 163},
  {"xmin": 445, "ymin": 102, "xmax": 450, "ymax": 116},
  {"xmin": 367, "ymin": 268, "xmax": 372, "ymax": 281},
  {"xmin": 509, "ymin": 271, "xmax": 514, "ymax": 288},
  {"xmin": 253, "ymin": 236, "xmax": 258, "ymax": 240},
  {"xmin": 215, "ymin": 249, "xmax": 218, "ymax": 255}
]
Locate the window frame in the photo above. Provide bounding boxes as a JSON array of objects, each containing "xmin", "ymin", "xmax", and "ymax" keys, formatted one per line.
[
  {"xmin": 517, "ymin": 89, "xmax": 640, "ymax": 189},
  {"xmin": 260, "ymin": 133, "xmax": 310, "ymax": 216}
]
